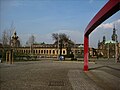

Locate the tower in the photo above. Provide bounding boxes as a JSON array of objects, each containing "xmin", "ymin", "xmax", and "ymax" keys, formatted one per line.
[
  {"xmin": 11, "ymin": 31, "xmax": 20, "ymax": 47},
  {"xmin": 103, "ymin": 36, "xmax": 106, "ymax": 43},
  {"xmin": 111, "ymin": 25, "xmax": 117, "ymax": 42}
]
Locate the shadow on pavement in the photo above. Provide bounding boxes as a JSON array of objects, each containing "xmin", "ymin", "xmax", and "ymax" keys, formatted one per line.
[{"xmin": 89, "ymin": 65, "xmax": 120, "ymax": 71}]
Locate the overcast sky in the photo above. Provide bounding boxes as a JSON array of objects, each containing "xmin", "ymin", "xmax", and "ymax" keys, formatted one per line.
[{"xmin": 0, "ymin": 0, "xmax": 120, "ymax": 48}]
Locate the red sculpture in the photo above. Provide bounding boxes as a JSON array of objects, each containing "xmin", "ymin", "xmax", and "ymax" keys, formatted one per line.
[{"xmin": 84, "ymin": 0, "xmax": 120, "ymax": 71}]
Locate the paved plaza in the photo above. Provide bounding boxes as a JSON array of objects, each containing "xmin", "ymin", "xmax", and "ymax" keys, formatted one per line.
[{"xmin": 0, "ymin": 59, "xmax": 120, "ymax": 90}]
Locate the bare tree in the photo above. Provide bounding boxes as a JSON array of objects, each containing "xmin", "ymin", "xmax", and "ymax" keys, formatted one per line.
[
  {"xmin": 26, "ymin": 35, "xmax": 35, "ymax": 46},
  {"xmin": 1, "ymin": 23, "xmax": 15, "ymax": 61},
  {"xmin": 2, "ymin": 22, "xmax": 15, "ymax": 47},
  {"xmin": 52, "ymin": 33, "xmax": 74, "ymax": 56},
  {"xmin": 2, "ymin": 30, "xmax": 9, "ymax": 46},
  {"xmin": 26, "ymin": 35, "xmax": 35, "ymax": 55},
  {"xmin": 29, "ymin": 35, "xmax": 35, "ymax": 45}
]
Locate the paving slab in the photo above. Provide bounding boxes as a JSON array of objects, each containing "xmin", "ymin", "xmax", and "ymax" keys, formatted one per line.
[
  {"xmin": 68, "ymin": 70, "xmax": 102, "ymax": 90},
  {"xmin": 0, "ymin": 60, "xmax": 120, "ymax": 90}
]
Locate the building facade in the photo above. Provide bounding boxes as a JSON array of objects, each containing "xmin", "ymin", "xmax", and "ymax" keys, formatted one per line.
[
  {"xmin": 14, "ymin": 43, "xmax": 85, "ymax": 58},
  {"xmin": 98, "ymin": 26, "xmax": 120, "ymax": 58},
  {"xmin": 1, "ymin": 29, "xmax": 119, "ymax": 60},
  {"xmin": 11, "ymin": 31, "xmax": 20, "ymax": 47}
]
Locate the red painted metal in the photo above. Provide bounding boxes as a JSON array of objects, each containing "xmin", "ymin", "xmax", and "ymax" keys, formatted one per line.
[
  {"xmin": 84, "ymin": 0, "xmax": 120, "ymax": 71},
  {"xmin": 85, "ymin": 0, "xmax": 120, "ymax": 36},
  {"xmin": 84, "ymin": 35, "xmax": 89, "ymax": 71}
]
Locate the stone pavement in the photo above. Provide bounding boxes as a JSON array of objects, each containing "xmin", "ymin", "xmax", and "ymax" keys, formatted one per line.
[{"xmin": 0, "ymin": 59, "xmax": 120, "ymax": 90}]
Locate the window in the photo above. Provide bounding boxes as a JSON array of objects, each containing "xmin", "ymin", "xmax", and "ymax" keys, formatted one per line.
[
  {"xmin": 22, "ymin": 50, "xmax": 24, "ymax": 53},
  {"xmin": 36, "ymin": 50, "xmax": 37, "ymax": 54},
  {"xmin": 49, "ymin": 50, "xmax": 51, "ymax": 54},
  {"xmin": 56, "ymin": 50, "xmax": 58, "ymax": 54},
  {"xmin": 47, "ymin": 50, "xmax": 48, "ymax": 54},
  {"xmin": 63, "ymin": 50, "xmax": 65, "ymax": 54},
  {"xmin": 41, "ymin": 50, "xmax": 43, "ymax": 54},
  {"xmin": 53, "ymin": 50, "xmax": 55, "ymax": 54}
]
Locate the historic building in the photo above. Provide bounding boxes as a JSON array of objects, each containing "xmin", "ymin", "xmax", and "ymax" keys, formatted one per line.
[
  {"xmin": 11, "ymin": 31, "xmax": 20, "ymax": 47},
  {"xmin": 0, "ymin": 31, "xmax": 102, "ymax": 61},
  {"xmin": 15, "ymin": 43, "xmax": 84, "ymax": 58},
  {"xmin": 98, "ymin": 26, "xmax": 120, "ymax": 58}
]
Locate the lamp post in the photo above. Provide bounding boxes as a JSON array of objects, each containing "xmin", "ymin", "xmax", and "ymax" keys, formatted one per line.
[{"xmin": 57, "ymin": 34, "xmax": 59, "ymax": 60}]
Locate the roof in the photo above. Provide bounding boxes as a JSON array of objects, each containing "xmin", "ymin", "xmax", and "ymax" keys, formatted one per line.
[
  {"xmin": 105, "ymin": 40, "xmax": 116, "ymax": 44},
  {"xmin": 78, "ymin": 44, "xmax": 84, "ymax": 48}
]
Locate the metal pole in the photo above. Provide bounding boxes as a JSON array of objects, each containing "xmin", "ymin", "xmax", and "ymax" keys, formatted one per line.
[
  {"xmin": 108, "ymin": 43, "xmax": 109, "ymax": 60},
  {"xmin": 57, "ymin": 34, "xmax": 59, "ymax": 60},
  {"xmin": 84, "ymin": 35, "xmax": 89, "ymax": 71}
]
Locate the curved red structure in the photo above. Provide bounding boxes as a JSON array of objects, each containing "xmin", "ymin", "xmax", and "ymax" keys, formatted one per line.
[{"xmin": 84, "ymin": 0, "xmax": 120, "ymax": 71}]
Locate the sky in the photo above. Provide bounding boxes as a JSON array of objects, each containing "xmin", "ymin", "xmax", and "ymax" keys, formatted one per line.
[{"xmin": 0, "ymin": 0, "xmax": 120, "ymax": 48}]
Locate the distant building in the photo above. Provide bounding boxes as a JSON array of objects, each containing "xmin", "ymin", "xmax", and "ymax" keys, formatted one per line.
[
  {"xmin": 111, "ymin": 25, "xmax": 118, "ymax": 42},
  {"xmin": 98, "ymin": 26, "xmax": 120, "ymax": 58},
  {"xmin": 0, "ymin": 31, "xmax": 99, "ymax": 60},
  {"xmin": 15, "ymin": 43, "xmax": 85, "ymax": 58}
]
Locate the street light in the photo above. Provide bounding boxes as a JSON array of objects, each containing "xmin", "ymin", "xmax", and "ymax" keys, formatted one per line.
[{"xmin": 57, "ymin": 34, "xmax": 59, "ymax": 60}]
